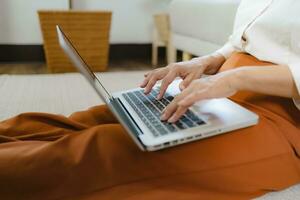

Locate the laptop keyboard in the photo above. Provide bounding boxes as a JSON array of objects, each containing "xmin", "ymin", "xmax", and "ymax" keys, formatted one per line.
[{"xmin": 122, "ymin": 89, "xmax": 205, "ymax": 137}]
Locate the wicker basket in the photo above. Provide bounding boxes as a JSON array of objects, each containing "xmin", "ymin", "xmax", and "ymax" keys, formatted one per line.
[{"xmin": 38, "ymin": 11, "xmax": 112, "ymax": 73}]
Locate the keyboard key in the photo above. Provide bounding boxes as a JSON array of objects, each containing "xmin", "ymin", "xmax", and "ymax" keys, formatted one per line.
[
  {"xmin": 150, "ymin": 89, "xmax": 159, "ymax": 96},
  {"xmin": 166, "ymin": 96, "xmax": 174, "ymax": 101},
  {"xmin": 175, "ymin": 121, "xmax": 185, "ymax": 129},
  {"xmin": 162, "ymin": 122, "xmax": 177, "ymax": 132},
  {"xmin": 186, "ymin": 110, "xmax": 201, "ymax": 121},
  {"xmin": 160, "ymin": 98, "xmax": 169, "ymax": 106},
  {"xmin": 196, "ymin": 120, "xmax": 206, "ymax": 126},
  {"xmin": 180, "ymin": 116, "xmax": 196, "ymax": 128}
]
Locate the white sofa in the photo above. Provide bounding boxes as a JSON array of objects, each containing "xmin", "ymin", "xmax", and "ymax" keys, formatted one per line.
[{"xmin": 169, "ymin": 0, "xmax": 241, "ymax": 59}]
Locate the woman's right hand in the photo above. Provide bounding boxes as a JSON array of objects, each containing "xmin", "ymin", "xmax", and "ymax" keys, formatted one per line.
[{"xmin": 140, "ymin": 53, "xmax": 225, "ymax": 100}]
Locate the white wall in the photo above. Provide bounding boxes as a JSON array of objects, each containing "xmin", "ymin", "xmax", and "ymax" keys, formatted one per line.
[
  {"xmin": 72, "ymin": 0, "xmax": 172, "ymax": 44},
  {"xmin": 0, "ymin": 0, "xmax": 69, "ymax": 45},
  {"xmin": 0, "ymin": 0, "xmax": 172, "ymax": 45}
]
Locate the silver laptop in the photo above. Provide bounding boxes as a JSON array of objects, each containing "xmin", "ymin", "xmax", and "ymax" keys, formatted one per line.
[{"xmin": 56, "ymin": 25, "xmax": 259, "ymax": 151}]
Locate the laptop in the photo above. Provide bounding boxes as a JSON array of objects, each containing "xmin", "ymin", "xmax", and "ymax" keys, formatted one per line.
[{"xmin": 56, "ymin": 25, "xmax": 259, "ymax": 151}]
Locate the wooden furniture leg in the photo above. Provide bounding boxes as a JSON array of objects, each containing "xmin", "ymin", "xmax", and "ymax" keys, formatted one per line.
[{"xmin": 182, "ymin": 52, "xmax": 192, "ymax": 61}]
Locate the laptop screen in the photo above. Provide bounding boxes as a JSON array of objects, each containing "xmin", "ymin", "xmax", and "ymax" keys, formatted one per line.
[{"xmin": 56, "ymin": 25, "xmax": 112, "ymax": 103}]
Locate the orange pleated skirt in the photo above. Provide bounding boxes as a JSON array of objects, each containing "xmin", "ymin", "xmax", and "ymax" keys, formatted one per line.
[{"xmin": 0, "ymin": 53, "xmax": 299, "ymax": 200}]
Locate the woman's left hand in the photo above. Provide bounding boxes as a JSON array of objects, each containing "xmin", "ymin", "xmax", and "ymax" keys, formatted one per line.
[{"xmin": 161, "ymin": 71, "xmax": 238, "ymax": 123}]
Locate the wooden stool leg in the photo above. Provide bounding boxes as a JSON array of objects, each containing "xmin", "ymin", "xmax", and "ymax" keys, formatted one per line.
[
  {"xmin": 152, "ymin": 42, "xmax": 158, "ymax": 66},
  {"xmin": 182, "ymin": 52, "xmax": 192, "ymax": 61},
  {"xmin": 152, "ymin": 30, "xmax": 159, "ymax": 67},
  {"xmin": 167, "ymin": 41, "xmax": 177, "ymax": 64}
]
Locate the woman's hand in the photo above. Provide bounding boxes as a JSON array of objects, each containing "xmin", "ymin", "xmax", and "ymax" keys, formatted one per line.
[
  {"xmin": 161, "ymin": 70, "xmax": 238, "ymax": 123},
  {"xmin": 140, "ymin": 53, "xmax": 225, "ymax": 100}
]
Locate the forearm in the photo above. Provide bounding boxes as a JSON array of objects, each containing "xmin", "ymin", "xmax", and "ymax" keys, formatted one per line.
[{"xmin": 232, "ymin": 65, "xmax": 299, "ymax": 98}]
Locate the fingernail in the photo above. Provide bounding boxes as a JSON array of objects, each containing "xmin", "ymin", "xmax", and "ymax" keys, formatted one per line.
[
  {"xmin": 160, "ymin": 114, "xmax": 167, "ymax": 121},
  {"xmin": 168, "ymin": 117, "xmax": 175, "ymax": 123}
]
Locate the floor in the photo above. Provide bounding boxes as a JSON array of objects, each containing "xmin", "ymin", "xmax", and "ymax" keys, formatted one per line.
[{"xmin": 0, "ymin": 58, "xmax": 164, "ymax": 74}]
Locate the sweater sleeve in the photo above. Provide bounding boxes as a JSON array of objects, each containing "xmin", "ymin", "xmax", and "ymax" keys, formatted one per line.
[
  {"xmin": 288, "ymin": 62, "xmax": 300, "ymax": 110},
  {"xmin": 215, "ymin": 42, "xmax": 236, "ymax": 59}
]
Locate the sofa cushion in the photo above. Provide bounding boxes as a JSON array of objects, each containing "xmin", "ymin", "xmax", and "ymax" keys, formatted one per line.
[{"xmin": 169, "ymin": 0, "xmax": 241, "ymax": 55}]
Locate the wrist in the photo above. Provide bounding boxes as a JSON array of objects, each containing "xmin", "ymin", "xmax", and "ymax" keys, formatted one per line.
[
  {"xmin": 190, "ymin": 57, "xmax": 211, "ymax": 71},
  {"xmin": 190, "ymin": 52, "xmax": 226, "ymax": 74},
  {"xmin": 203, "ymin": 53, "xmax": 226, "ymax": 74},
  {"xmin": 228, "ymin": 68, "xmax": 246, "ymax": 91}
]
